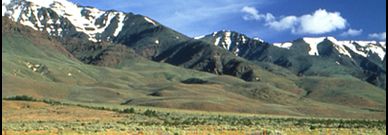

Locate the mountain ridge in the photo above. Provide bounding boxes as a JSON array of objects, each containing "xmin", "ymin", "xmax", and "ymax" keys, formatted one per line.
[
  {"xmin": 3, "ymin": 0, "xmax": 280, "ymax": 83},
  {"xmin": 196, "ymin": 31, "xmax": 385, "ymax": 60},
  {"xmin": 2, "ymin": 0, "xmax": 386, "ymax": 89},
  {"xmin": 2, "ymin": 0, "xmax": 386, "ymax": 120},
  {"xmin": 197, "ymin": 31, "xmax": 386, "ymax": 89}
]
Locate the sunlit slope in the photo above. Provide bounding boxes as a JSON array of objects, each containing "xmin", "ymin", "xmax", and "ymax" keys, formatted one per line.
[{"xmin": 2, "ymin": 18, "xmax": 386, "ymax": 119}]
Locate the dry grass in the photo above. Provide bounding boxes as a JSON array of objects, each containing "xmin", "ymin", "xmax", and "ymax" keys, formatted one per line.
[
  {"xmin": 2, "ymin": 100, "xmax": 386, "ymax": 135},
  {"xmin": 2, "ymin": 101, "xmax": 119, "ymax": 122}
]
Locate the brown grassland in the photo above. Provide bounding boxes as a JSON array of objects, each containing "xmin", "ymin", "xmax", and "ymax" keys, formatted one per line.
[{"xmin": 2, "ymin": 100, "xmax": 386, "ymax": 135}]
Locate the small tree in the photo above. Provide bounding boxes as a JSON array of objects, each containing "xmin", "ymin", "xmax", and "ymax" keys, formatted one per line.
[
  {"xmin": 143, "ymin": 109, "xmax": 157, "ymax": 117},
  {"xmin": 122, "ymin": 108, "xmax": 135, "ymax": 113},
  {"xmin": 4, "ymin": 95, "xmax": 36, "ymax": 101}
]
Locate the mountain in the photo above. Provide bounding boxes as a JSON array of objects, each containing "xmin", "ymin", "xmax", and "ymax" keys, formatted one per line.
[
  {"xmin": 3, "ymin": 17, "xmax": 386, "ymax": 119},
  {"xmin": 4, "ymin": 0, "xmax": 129, "ymax": 42},
  {"xmin": 2, "ymin": 0, "xmax": 386, "ymax": 119},
  {"xmin": 197, "ymin": 31, "xmax": 386, "ymax": 89},
  {"xmin": 197, "ymin": 30, "xmax": 268, "ymax": 57},
  {"xmin": 2, "ymin": 0, "xmax": 289, "ymax": 83}
]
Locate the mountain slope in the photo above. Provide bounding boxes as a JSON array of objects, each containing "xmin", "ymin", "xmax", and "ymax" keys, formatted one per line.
[
  {"xmin": 2, "ymin": 17, "xmax": 271, "ymax": 113},
  {"xmin": 3, "ymin": 0, "xmax": 271, "ymax": 83},
  {"xmin": 2, "ymin": 17, "xmax": 298, "ymax": 115},
  {"xmin": 2, "ymin": 0, "xmax": 387, "ymax": 119},
  {"xmin": 197, "ymin": 31, "xmax": 386, "ymax": 89},
  {"xmin": 3, "ymin": 0, "xmax": 385, "ymax": 89},
  {"xmin": 3, "ymin": 16, "xmax": 386, "ymax": 119}
]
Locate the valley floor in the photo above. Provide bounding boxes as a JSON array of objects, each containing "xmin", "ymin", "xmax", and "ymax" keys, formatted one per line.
[{"xmin": 2, "ymin": 99, "xmax": 386, "ymax": 135}]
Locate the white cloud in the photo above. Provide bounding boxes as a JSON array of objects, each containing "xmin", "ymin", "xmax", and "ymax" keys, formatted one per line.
[
  {"xmin": 242, "ymin": 8, "xmax": 348, "ymax": 35},
  {"xmin": 368, "ymin": 32, "xmax": 386, "ymax": 40},
  {"xmin": 267, "ymin": 16, "xmax": 298, "ymax": 31},
  {"xmin": 296, "ymin": 9, "xmax": 347, "ymax": 34},
  {"xmin": 241, "ymin": 6, "xmax": 274, "ymax": 21},
  {"xmin": 241, "ymin": 6, "xmax": 260, "ymax": 20},
  {"xmin": 340, "ymin": 28, "xmax": 363, "ymax": 37}
]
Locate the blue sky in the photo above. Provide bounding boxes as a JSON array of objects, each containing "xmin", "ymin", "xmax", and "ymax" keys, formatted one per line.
[{"xmin": 70, "ymin": 0, "xmax": 386, "ymax": 42}]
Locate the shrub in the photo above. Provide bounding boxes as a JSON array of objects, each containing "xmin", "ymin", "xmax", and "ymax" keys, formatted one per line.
[
  {"xmin": 143, "ymin": 109, "xmax": 157, "ymax": 117},
  {"xmin": 122, "ymin": 108, "xmax": 135, "ymax": 113},
  {"xmin": 4, "ymin": 95, "xmax": 37, "ymax": 101},
  {"xmin": 181, "ymin": 78, "xmax": 208, "ymax": 84},
  {"xmin": 42, "ymin": 99, "xmax": 63, "ymax": 105}
]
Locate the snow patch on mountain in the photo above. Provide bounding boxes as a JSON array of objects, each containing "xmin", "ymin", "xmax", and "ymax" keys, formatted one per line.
[
  {"xmin": 223, "ymin": 31, "xmax": 232, "ymax": 50},
  {"xmin": 212, "ymin": 32, "xmax": 218, "ymax": 36},
  {"xmin": 337, "ymin": 41, "xmax": 368, "ymax": 57},
  {"xmin": 234, "ymin": 48, "xmax": 240, "ymax": 56},
  {"xmin": 144, "ymin": 17, "xmax": 157, "ymax": 26},
  {"xmin": 194, "ymin": 35, "xmax": 205, "ymax": 39},
  {"xmin": 327, "ymin": 37, "xmax": 353, "ymax": 58},
  {"xmin": 339, "ymin": 41, "xmax": 386, "ymax": 60},
  {"xmin": 2, "ymin": 6, "xmax": 6, "ymax": 16},
  {"xmin": 214, "ymin": 37, "xmax": 221, "ymax": 46},
  {"xmin": 242, "ymin": 36, "xmax": 247, "ymax": 44},
  {"xmin": 253, "ymin": 37, "xmax": 264, "ymax": 42},
  {"xmin": 379, "ymin": 42, "xmax": 386, "ymax": 49},
  {"xmin": 336, "ymin": 61, "xmax": 340, "ymax": 65},
  {"xmin": 356, "ymin": 41, "xmax": 378, "ymax": 47},
  {"xmin": 113, "ymin": 13, "xmax": 126, "ymax": 37},
  {"xmin": 273, "ymin": 42, "xmax": 293, "ymax": 49},
  {"xmin": 2, "ymin": 0, "xmax": 10, "ymax": 6},
  {"xmin": 303, "ymin": 37, "xmax": 326, "ymax": 56},
  {"xmin": 2, "ymin": 0, "xmax": 11, "ymax": 16},
  {"xmin": 367, "ymin": 45, "xmax": 385, "ymax": 60}
]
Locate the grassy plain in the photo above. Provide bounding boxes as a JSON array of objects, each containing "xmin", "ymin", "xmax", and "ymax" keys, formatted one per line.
[{"xmin": 2, "ymin": 99, "xmax": 386, "ymax": 135}]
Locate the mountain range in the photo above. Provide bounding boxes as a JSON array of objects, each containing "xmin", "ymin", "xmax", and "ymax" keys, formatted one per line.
[
  {"xmin": 2, "ymin": 0, "xmax": 386, "ymax": 119},
  {"xmin": 198, "ymin": 31, "xmax": 386, "ymax": 89}
]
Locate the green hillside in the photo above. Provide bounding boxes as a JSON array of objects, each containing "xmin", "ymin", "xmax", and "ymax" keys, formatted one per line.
[{"xmin": 2, "ymin": 18, "xmax": 386, "ymax": 120}]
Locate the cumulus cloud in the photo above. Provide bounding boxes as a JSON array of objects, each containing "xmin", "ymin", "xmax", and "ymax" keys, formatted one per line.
[
  {"xmin": 267, "ymin": 16, "xmax": 298, "ymax": 31},
  {"xmin": 241, "ymin": 6, "xmax": 274, "ymax": 21},
  {"xmin": 296, "ymin": 9, "xmax": 347, "ymax": 34},
  {"xmin": 340, "ymin": 29, "xmax": 363, "ymax": 37},
  {"xmin": 242, "ymin": 8, "xmax": 348, "ymax": 34},
  {"xmin": 368, "ymin": 32, "xmax": 386, "ymax": 40},
  {"xmin": 241, "ymin": 6, "xmax": 260, "ymax": 20}
]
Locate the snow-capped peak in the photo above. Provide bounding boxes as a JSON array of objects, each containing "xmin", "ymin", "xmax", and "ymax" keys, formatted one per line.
[
  {"xmin": 332, "ymin": 39, "xmax": 385, "ymax": 60},
  {"xmin": 273, "ymin": 36, "xmax": 386, "ymax": 61},
  {"xmin": 196, "ymin": 30, "xmax": 261, "ymax": 56},
  {"xmin": 25, "ymin": 0, "xmax": 74, "ymax": 8},
  {"xmin": 301, "ymin": 37, "xmax": 358, "ymax": 58},
  {"xmin": 3, "ymin": 0, "xmax": 129, "ymax": 42}
]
